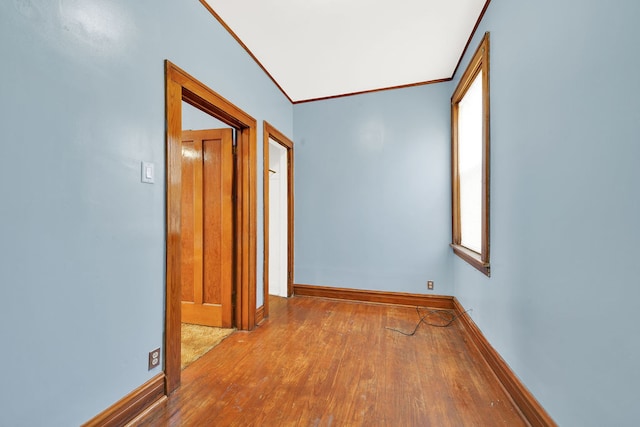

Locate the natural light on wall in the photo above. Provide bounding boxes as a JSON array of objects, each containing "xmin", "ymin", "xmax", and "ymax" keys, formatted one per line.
[{"xmin": 457, "ymin": 71, "xmax": 483, "ymax": 253}]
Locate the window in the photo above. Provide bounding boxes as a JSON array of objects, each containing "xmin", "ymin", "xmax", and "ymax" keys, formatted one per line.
[{"xmin": 451, "ymin": 32, "xmax": 490, "ymax": 276}]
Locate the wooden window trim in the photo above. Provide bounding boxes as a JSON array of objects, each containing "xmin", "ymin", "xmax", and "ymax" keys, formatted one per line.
[{"xmin": 451, "ymin": 32, "xmax": 490, "ymax": 276}]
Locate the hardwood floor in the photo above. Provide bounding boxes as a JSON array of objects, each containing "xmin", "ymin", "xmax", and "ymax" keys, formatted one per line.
[{"xmin": 136, "ymin": 296, "xmax": 528, "ymax": 426}]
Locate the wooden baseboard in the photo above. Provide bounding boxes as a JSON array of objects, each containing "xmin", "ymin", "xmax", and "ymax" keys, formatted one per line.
[
  {"xmin": 82, "ymin": 373, "xmax": 166, "ymax": 427},
  {"xmin": 293, "ymin": 283, "xmax": 455, "ymax": 309},
  {"xmin": 452, "ymin": 298, "xmax": 557, "ymax": 427}
]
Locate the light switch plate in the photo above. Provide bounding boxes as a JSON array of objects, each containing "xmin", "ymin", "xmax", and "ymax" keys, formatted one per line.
[{"xmin": 141, "ymin": 161, "xmax": 155, "ymax": 184}]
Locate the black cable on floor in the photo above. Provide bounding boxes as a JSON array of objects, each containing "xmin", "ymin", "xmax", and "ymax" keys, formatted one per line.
[{"xmin": 385, "ymin": 306, "xmax": 472, "ymax": 336}]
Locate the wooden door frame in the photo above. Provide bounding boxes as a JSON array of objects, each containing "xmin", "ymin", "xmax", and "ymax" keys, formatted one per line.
[
  {"xmin": 262, "ymin": 122, "xmax": 294, "ymax": 319},
  {"xmin": 165, "ymin": 60, "xmax": 257, "ymax": 394}
]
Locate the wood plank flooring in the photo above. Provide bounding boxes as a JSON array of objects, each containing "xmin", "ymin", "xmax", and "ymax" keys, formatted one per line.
[{"xmin": 136, "ymin": 296, "xmax": 528, "ymax": 426}]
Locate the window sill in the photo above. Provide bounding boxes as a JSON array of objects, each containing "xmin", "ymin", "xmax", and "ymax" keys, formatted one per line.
[{"xmin": 450, "ymin": 244, "xmax": 490, "ymax": 277}]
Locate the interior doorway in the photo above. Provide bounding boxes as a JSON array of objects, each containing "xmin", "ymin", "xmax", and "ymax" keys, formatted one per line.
[
  {"xmin": 268, "ymin": 139, "xmax": 288, "ymax": 298},
  {"xmin": 262, "ymin": 122, "xmax": 294, "ymax": 319},
  {"xmin": 165, "ymin": 61, "xmax": 257, "ymax": 394},
  {"xmin": 180, "ymin": 102, "xmax": 235, "ymax": 330}
]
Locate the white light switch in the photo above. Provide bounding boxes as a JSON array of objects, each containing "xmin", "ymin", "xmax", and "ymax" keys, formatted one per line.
[{"xmin": 141, "ymin": 162, "xmax": 155, "ymax": 184}]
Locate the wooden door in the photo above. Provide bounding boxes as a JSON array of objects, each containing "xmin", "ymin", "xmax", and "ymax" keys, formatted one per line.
[{"xmin": 181, "ymin": 129, "xmax": 234, "ymax": 328}]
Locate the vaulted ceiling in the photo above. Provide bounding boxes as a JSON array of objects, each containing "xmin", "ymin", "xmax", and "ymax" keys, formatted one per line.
[{"xmin": 203, "ymin": 0, "xmax": 488, "ymax": 103}]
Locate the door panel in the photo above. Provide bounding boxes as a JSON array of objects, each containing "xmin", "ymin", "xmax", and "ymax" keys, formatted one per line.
[{"xmin": 181, "ymin": 129, "xmax": 234, "ymax": 328}]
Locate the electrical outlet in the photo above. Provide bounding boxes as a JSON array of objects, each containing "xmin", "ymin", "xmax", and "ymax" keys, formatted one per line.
[
  {"xmin": 148, "ymin": 348, "xmax": 161, "ymax": 370},
  {"xmin": 427, "ymin": 281, "xmax": 434, "ymax": 290}
]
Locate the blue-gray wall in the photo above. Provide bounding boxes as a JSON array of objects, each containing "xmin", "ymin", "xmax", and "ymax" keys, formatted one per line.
[
  {"xmin": 0, "ymin": 0, "xmax": 291, "ymax": 425},
  {"xmin": 2, "ymin": 0, "xmax": 639, "ymax": 425},
  {"xmin": 293, "ymin": 85, "xmax": 453, "ymax": 295},
  {"xmin": 452, "ymin": 1, "xmax": 640, "ymax": 426}
]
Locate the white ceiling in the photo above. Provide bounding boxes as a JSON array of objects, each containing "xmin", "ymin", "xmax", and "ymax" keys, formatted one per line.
[{"xmin": 203, "ymin": 0, "xmax": 488, "ymax": 102}]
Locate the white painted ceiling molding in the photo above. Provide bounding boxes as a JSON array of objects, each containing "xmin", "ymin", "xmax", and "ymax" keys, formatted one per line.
[{"xmin": 203, "ymin": 0, "xmax": 489, "ymax": 103}]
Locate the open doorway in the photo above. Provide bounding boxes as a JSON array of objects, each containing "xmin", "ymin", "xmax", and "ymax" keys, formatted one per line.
[
  {"xmin": 262, "ymin": 122, "xmax": 294, "ymax": 319},
  {"xmin": 268, "ymin": 139, "xmax": 288, "ymax": 298},
  {"xmin": 165, "ymin": 61, "xmax": 257, "ymax": 394},
  {"xmin": 179, "ymin": 103, "xmax": 235, "ymax": 370}
]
